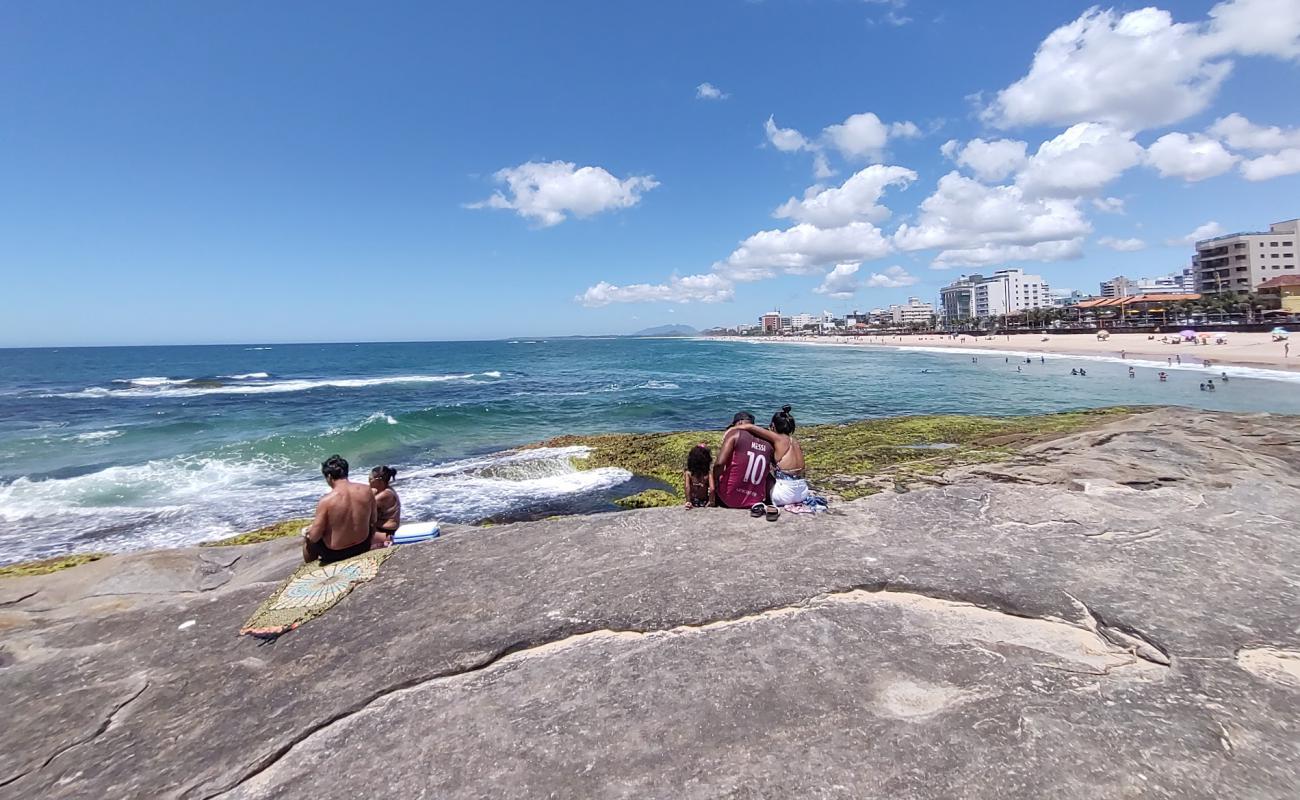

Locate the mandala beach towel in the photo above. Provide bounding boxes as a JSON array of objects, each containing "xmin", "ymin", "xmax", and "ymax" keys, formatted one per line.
[{"xmin": 240, "ymin": 548, "xmax": 393, "ymax": 638}]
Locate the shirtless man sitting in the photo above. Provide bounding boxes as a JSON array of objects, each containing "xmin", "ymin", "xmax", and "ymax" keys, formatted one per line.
[{"xmin": 303, "ymin": 455, "xmax": 377, "ymax": 564}]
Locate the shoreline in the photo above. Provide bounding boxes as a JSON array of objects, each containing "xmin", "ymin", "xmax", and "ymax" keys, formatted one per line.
[{"xmin": 703, "ymin": 331, "xmax": 1300, "ymax": 380}]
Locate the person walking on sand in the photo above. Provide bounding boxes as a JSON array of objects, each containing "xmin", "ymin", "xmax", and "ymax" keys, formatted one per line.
[
  {"xmin": 369, "ymin": 465, "xmax": 401, "ymax": 547},
  {"xmin": 303, "ymin": 455, "xmax": 377, "ymax": 564}
]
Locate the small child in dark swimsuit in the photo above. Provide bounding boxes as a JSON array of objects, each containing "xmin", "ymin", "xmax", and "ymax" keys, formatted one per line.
[{"xmin": 683, "ymin": 443, "xmax": 714, "ymax": 508}]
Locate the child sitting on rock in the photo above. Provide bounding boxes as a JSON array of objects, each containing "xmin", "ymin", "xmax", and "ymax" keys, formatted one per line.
[{"xmin": 683, "ymin": 443, "xmax": 714, "ymax": 508}]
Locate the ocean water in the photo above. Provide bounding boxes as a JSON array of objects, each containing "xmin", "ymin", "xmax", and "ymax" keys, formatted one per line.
[{"xmin": 2, "ymin": 337, "xmax": 1299, "ymax": 565}]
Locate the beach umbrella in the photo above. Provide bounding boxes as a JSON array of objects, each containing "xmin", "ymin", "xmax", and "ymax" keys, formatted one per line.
[
  {"xmin": 1097, "ymin": 329, "xmax": 1109, "ymax": 336},
  {"xmin": 1180, "ymin": 329, "xmax": 1196, "ymax": 339},
  {"xmin": 1272, "ymin": 327, "xmax": 1289, "ymax": 337}
]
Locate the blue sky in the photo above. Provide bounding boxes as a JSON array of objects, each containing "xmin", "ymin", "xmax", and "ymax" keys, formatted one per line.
[{"xmin": 2, "ymin": 0, "xmax": 1298, "ymax": 346}]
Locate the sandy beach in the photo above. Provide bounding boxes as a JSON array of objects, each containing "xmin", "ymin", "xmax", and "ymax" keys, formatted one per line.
[{"xmin": 716, "ymin": 331, "xmax": 1298, "ymax": 373}]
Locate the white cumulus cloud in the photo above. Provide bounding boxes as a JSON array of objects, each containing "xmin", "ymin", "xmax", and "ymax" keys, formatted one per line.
[
  {"xmin": 1240, "ymin": 149, "xmax": 1300, "ymax": 181},
  {"xmin": 772, "ymin": 165, "xmax": 917, "ymax": 228},
  {"xmin": 982, "ymin": 0, "xmax": 1300, "ymax": 132},
  {"xmin": 1208, "ymin": 113, "xmax": 1300, "ymax": 151},
  {"xmin": 814, "ymin": 263, "xmax": 863, "ymax": 298},
  {"xmin": 1092, "ymin": 197, "xmax": 1126, "ymax": 214},
  {"xmin": 864, "ymin": 265, "xmax": 919, "ymax": 288},
  {"xmin": 1015, "ymin": 123, "xmax": 1144, "ymax": 197},
  {"xmin": 893, "ymin": 172, "xmax": 1091, "ymax": 268},
  {"xmin": 695, "ymin": 82, "xmax": 729, "ymax": 101},
  {"xmin": 1167, "ymin": 221, "xmax": 1226, "ymax": 247},
  {"xmin": 1145, "ymin": 132, "xmax": 1239, "ymax": 181},
  {"xmin": 930, "ymin": 240, "xmax": 1085, "ymax": 269},
  {"xmin": 716, "ymin": 221, "xmax": 894, "ymax": 281},
  {"xmin": 468, "ymin": 161, "xmax": 659, "ymax": 227},
  {"xmin": 1098, "ymin": 236, "xmax": 1148, "ymax": 252},
  {"xmin": 764, "ymin": 115, "xmax": 810, "ymax": 152},
  {"xmin": 765, "ymin": 111, "xmax": 921, "ymax": 174},
  {"xmin": 577, "ymin": 274, "xmax": 734, "ymax": 307},
  {"xmin": 823, "ymin": 112, "xmax": 922, "ymax": 161},
  {"xmin": 941, "ymin": 137, "xmax": 1029, "ymax": 183}
]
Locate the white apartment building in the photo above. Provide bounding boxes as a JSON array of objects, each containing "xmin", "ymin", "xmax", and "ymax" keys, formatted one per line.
[
  {"xmin": 1193, "ymin": 219, "xmax": 1298, "ymax": 295},
  {"xmin": 970, "ymin": 269, "xmax": 1051, "ymax": 318},
  {"xmin": 940, "ymin": 269, "xmax": 1052, "ymax": 322},
  {"xmin": 789, "ymin": 313, "xmax": 819, "ymax": 330},
  {"xmin": 1100, "ymin": 272, "xmax": 1192, "ymax": 298},
  {"xmin": 889, "ymin": 297, "xmax": 935, "ymax": 325}
]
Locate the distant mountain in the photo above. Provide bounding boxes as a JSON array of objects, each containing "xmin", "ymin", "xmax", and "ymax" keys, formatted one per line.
[{"xmin": 632, "ymin": 324, "xmax": 699, "ymax": 337}]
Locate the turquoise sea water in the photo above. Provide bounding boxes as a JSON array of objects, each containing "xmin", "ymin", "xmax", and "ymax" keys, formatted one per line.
[{"xmin": 2, "ymin": 337, "xmax": 1299, "ymax": 565}]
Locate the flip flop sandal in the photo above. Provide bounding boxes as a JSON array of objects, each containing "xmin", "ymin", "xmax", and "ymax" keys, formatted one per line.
[
  {"xmin": 750, "ymin": 503, "xmax": 766, "ymax": 518},
  {"xmin": 765, "ymin": 505, "xmax": 780, "ymax": 522}
]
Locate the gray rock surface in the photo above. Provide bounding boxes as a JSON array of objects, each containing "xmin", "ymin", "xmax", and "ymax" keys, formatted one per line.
[{"xmin": 0, "ymin": 408, "xmax": 1297, "ymax": 799}]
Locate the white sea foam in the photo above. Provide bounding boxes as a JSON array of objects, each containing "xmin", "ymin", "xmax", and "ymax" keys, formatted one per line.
[
  {"xmin": 326, "ymin": 412, "xmax": 400, "ymax": 435},
  {"xmin": 55, "ymin": 372, "xmax": 504, "ymax": 399},
  {"xmin": 481, "ymin": 371, "xmax": 503, "ymax": 378},
  {"xmin": 592, "ymin": 380, "xmax": 681, "ymax": 393},
  {"xmin": 112, "ymin": 376, "xmax": 193, "ymax": 387},
  {"xmin": 72, "ymin": 430, "xmax": 124, "ymax": 443},
  {"xmin": 219, "ymin": 372, "xmax": 270, "ymax": 380},
  {"xmin": 398, "ymin": 446, "xmax": 632, "ymax": 522},
  {"xmin": 0, "ymin": 456, "xmax": 320, "ymax": 564},
  {"xmin": 0, "ymin": 444, "xmax": 633, "ymax": 564},
  {"xmin": 244, "ymin": 347, "xmax": 273, "ymax": 351}
]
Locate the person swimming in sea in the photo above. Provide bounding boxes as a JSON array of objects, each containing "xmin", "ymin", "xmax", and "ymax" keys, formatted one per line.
[
  {"xmin": 369, "ymin": 465, "xmax": 401, "ymax": 547},
  {"xmin": 683, "ymin": 443, "xmax": 714, "ymax": 508}
]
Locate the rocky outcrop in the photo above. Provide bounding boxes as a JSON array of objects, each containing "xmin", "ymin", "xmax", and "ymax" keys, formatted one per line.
[{"xmin": 0, "ymin": 408, "xmax": 1297, "ymax": 799}]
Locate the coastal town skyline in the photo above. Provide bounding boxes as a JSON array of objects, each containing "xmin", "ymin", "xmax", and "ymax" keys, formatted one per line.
[{"xmin": 4, "ymin": 1, "xmax": 1300, "ymax": 347}]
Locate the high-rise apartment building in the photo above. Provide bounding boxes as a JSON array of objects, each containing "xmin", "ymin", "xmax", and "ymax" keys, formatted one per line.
[
  {"xmin": 939, "ymin": 274, "xmax": 981, "ymax": 321},
  {"xmin": 940, "ymin": 269, "xmax": 1051, "ymax": 321},
  {"xmin": 889, "ymin": 297, "xmax": 935, "ymax": 325},
  {"xmin": 1192, "ymin": 219, "xmax": 1298, "ymax": 295}
]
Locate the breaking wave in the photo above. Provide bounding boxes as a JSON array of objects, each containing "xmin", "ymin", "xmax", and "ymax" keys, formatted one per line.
[
  {"xmin": 398, "ymin": 446, "xmax": 633, "ymax": 523},
  {"xmin": 0, "ymin": 445, "xmax": 634, "ymax": 565},
  {"xmin": 54, "ymin": 372, "xmax": 504, "ymax": 399}
]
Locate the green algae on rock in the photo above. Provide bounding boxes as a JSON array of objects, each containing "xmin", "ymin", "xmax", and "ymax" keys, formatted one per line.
[
  {"xmin": 0, "ymin": 552, "xmax": 110, "ymax": 579},
  {"xmin": 201, "ymin": 518, "xmax": 311, "ymax": 548},
  {"xmin": 541, "ymin": 408, "xmax": 1137, "ymax": 507}
]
